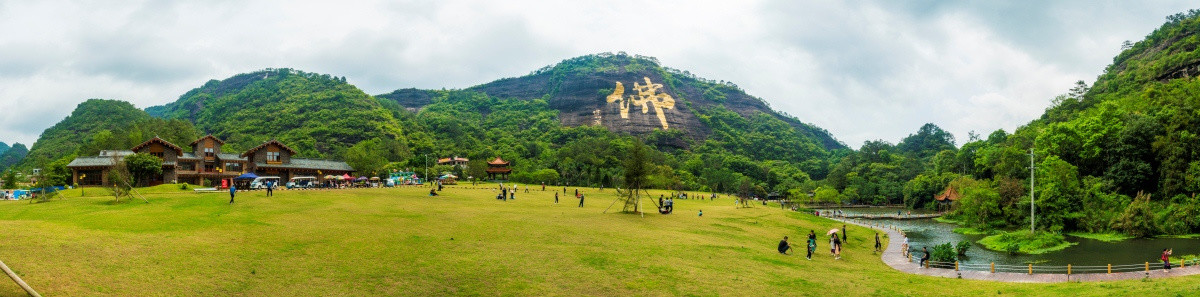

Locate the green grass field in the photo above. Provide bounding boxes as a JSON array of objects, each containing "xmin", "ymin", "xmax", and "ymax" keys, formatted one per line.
[{"xmin": 0, "ymin": 184, "xmax": 1197, "ymax": 296}]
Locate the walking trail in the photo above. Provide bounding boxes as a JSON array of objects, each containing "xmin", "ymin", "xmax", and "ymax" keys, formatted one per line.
[{"xmin": 834, "ymin": 218, "xmax": 1200, "ymax": 283}]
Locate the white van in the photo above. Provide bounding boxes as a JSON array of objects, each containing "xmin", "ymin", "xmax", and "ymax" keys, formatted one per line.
[{"xmin": 250, "ymin": 176, "xmax": 281, "ymax": 189}]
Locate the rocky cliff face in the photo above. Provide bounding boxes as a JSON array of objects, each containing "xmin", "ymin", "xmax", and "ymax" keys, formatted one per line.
[{"xmin": 462, "ymin": 54, "xmax": 842, "ymax": 150}]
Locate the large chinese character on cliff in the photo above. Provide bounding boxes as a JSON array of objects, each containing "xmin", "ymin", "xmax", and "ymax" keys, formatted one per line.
[{"xmin": 605, "ymin": 77, "xmax": 676, "ymax": 129}]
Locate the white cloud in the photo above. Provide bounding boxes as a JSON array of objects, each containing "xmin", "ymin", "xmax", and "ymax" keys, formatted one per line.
[{"xmin": 0, "ymin": 0, "xmax": 1196, "ymax": 149}]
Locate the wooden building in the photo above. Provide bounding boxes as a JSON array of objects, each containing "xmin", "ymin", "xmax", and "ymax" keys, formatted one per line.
[
  {"xmin": 485, "ymin": 156, "xmax": 511, "ymax": 180},
  {"xmin": 68, "ymin": 136, "xmax": 352, "ymax": 187}
]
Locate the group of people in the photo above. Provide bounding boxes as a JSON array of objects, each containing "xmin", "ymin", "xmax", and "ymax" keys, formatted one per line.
[
  {"xmin": 777, "ymin": 225, "xmax": 850, "ymax": 260},
  {"xmin": 496, "ymin": 183, "xmax": 517, "ymax": 201},
  {"xmin": 658, "ymin": 195, "xmax": 675, "ymax": 214}
]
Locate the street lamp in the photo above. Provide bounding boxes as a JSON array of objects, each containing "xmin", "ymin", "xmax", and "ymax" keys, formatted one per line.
[{"xmin": 423, "ymin": 154, "xmax": 429, "ymax": 187}]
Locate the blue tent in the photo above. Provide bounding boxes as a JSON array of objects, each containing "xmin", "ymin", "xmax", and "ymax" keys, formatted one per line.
[{"xmin": 234, "ymin": 173, "xmax": 259, "ymax": 180}]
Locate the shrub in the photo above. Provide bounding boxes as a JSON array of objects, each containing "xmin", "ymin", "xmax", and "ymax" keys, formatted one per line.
[{"xmin": 955, "ymin": 241, "xmax": 971, "ymax": 256}]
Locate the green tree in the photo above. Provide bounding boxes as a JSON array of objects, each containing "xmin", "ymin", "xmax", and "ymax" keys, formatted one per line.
[
  {"xmin": 622, "ymin": 138, "xmax": 650, "ymax": 212},
  {"xmin": 1, "ymin": 170, "xmax": 16, "ymax": 189},
  {"xmin": 124, "ymin": 153, "xmax": 163, "ymax": 187},
  {"xmin": 345, "ymin": 139, "xmax": 388, "ymax": 177}
]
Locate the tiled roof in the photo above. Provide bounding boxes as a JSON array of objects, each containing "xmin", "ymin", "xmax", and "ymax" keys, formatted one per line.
[
  {"xmin": 179, "ymin": 153, "xmax": 198, "ymax": 159},
  {"xmin": 242, "ymin": 139, "xmax": 297, "ymax": 157},
  {"xmin": 131, "ymin": 137, "xmax": 183, "ymax": 154},
  {"xmin": 488, "ymin": 156, "xmax": 509, "ymax": 165},
  {"xmin": 99, "ymin": 150, "xmax": 134, "ymax": 157},
  {"xmin": 67, "ymin": 157, "xmax": 116, "ymax": 168},
  {"xmin": 217, "ymin": 153, "xmax": 247, "ymax": 161},
  {"xmin": 255, "ymin": 158, "xmax": 353, "ymax": 171},
  {"xmin": 190, "ymin": 134, "xmax": 226, "ymax": 146}
]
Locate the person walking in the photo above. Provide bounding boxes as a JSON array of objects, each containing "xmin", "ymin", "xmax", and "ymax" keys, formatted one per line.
[
  {"xmin": 502, "ymin": 187, "xmax": 508, "ymax": 201},
  {"xmin": 541, "ymin": 182, "xmax": 545, "ymax": 191},
  {"xmin": 1163, "ymin": 248, "xmax": 1173, "ymax": 272},
  {"xmin": 806, "ymin": 230, "xmax": 816, "ymax": 260},
  {"xmin": 902, "ymin": 237, "xmax": 910, "ymax": 258},
  {"xmin": 842, "ymin": 224, "xmax": 848, "ymax": 243},
  {"xmin": 833, "ymin": 233, "xmax": 842, "ymax": 260},
  {"xmin": 874, "ymin": 232, "xmax": 882, "ymax": 253},
  {"xmin": 228, "ymin": 185, "xmax": 236, "ymax": 204},
  {"xmin": 554, "ymin": 192, "xmax": 559, "ymax": 204},
  {"xmin": 266, "ymin": 181, "xmax": 274, "ymax": 197},
  {"xmin": 578, "ymin": 193, "xmax": 585, "ymax": 207},
  {"xmin": 777, "ymin": 236, "xmax": 792, "ymax": 255}
]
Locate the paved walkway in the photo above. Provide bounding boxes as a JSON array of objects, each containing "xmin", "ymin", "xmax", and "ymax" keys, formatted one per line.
[{"xmin": 835, "ymin": 218, "xmax": 1200, "ymax": 283}]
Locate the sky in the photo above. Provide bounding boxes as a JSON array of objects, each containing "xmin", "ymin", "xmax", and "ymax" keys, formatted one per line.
[{"xmin": 0, "ymin": 0, "xmax": 1196, "ymax": 149}]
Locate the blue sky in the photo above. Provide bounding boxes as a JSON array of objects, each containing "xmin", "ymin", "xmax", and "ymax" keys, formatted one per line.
[{"xmin": 0, "ymin": 0, "xmax": 1195, "ymax": 149}]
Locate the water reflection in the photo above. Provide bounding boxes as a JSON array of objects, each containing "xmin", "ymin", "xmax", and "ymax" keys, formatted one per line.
[{"xmin": 833, "ymin": 208, "xmax": 1200, "ymax": 266}]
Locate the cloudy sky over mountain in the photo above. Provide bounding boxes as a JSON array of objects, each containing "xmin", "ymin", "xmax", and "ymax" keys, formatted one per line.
[{"xmin": 0, "ymin": 0, "xmax": 1195, "ymax": 148}]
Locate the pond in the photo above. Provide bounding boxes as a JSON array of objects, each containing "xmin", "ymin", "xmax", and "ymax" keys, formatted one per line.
[{"xmin": 832, "ymin": 208, "xmax": 1200, "ymax": 267}]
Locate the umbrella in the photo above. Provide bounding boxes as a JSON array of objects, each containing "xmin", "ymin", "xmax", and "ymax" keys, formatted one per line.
[
  {"xmin": 827, "ymin": 228, "xmax": 840, "ymax": 236},
  {"xmin": 324, "ymin": 175, "xmax": 336, "ymax": 179},
  {"xmin": 356, "ymin": 176, "xmax": 368, "ymax": 181},
  {"xmin": 341, "ymin": 173, "xmax": 352, "ymax": 179},
  {"xmin": 369, "ymin": 177, "xmax": 380, "ymax": 181}
]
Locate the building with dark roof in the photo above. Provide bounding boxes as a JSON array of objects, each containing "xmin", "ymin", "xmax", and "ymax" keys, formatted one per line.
[{"xmin": 67, "ymin": 135, "xmax": 353, "ymax": 186}]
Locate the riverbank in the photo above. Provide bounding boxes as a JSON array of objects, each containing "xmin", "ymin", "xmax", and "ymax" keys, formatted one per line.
[{"xmin": 836, "ymin": 217, "xmax": 1200, "ymax": 283}]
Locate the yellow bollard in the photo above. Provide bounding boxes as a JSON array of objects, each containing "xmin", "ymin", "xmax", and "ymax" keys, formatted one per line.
[
  {"xmin": 1108, "ymin": 264, "xmax": 1111, "ymax": 274},
  {"xmin": 1068, "ymin": 264, "xmax": 1071, "ymax": 276},
  {"xmin": 1145, "ymin": 262, "xmax": 1149, "ymax": 273},
  {"xmin": 955, "ymin": 261, "xmax": 959, "ymax": 271},
  {"xmin": 991, "ymin": 262, "xmax": 995, "ymax": 273},
  {"xmin": 1028, "ymin": 264, "xmax": 1032, "ymax": 275}
]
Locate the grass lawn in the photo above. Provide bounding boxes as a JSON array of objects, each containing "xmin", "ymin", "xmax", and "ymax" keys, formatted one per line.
[{"xmin": 0, "ymin": 184, "xmax": 1197, "ymax": 296}]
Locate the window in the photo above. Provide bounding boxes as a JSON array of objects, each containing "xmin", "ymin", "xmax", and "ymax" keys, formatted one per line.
[
  {"xmin": 204, "ymin": 147, "xmax": 214, "ymax": 158},
  {"xmin": 225, "ymin": 162, "xmax": 242, "ymax": 173},
  {"xmin": 267, "ymin": 152, "xmax": 280, "ymax": 163},
  {"xmin": 150, "ymin": 152, "xmax": 164, "ymax": 159},
  {"xmin": 180, "ymin": 162, "xmax": 195, "ymax": 171}
]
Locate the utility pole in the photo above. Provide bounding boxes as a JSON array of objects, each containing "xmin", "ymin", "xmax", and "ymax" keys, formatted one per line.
[
  {"xmin": 1028, "ymin": 148, "xmax": 1036, "ymax": 233},
  {"xmin": 423, "ymin": 154, "xmax": 429, "ymax": 187}
]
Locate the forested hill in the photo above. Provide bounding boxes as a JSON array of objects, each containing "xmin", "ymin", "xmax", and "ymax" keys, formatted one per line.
[
  {"xmin": 19, "ymin": 99, "xmax": 156, "ymax": 168},
  {"xmin": 378, "ymin": 53, "xmax": 845, "ymax": 151},
  {"xmin": 872, "ymin": 10, "xmax": 1200, "ymax": 237},
  {"xmin": 0, "ymin": 143, "xmax": 25, "ymax": 171},
  {"xmin": 11, "ymin": 55, "xmax": 844, "ymax": 197},
  {"xmin": 0, "ymin": 142, "xmax": 9, "ymax": 156},
  {"xmin": 146, "ymin": 68, "xmax": 406, "ymax": 159}
]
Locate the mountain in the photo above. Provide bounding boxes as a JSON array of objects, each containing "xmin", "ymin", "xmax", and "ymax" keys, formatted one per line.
[
  {"xmin": 23, "ymin": 55, "xmax": 844, "ymax": 195},
  {"xmin": 0, "ymin": 143, "xmax": 25, "ymax": 171},
  {"xmin": 380, "ymin": 53, "xmax": 845, "ymax": 151},
  {"xmin": 19, "ymin": 99, "xmax": 153, "ymax": 168},
  {"xmin": 0, "ymin": 142, "xmax": 9, "ymax": 156},
  {"xmin": 147, "ymin": 68, "xmax": 406, "ymax": 159}
]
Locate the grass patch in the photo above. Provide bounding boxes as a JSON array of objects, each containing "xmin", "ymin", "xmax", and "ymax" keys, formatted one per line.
[
  {"xmin": 933, "ymin": 217, "xmax": 961, "ymax": 224},
  {"xmin": 1067, "ymin": 232, "xmax": 1135, "ymax": 242},
  {"xmin": 979, "ymin": 230, "xmax": 1077, "ymax": 255},
  {"xmin": 1158, "ymin": 233, "xmax": 1200, "ymax": 239},
  {"xmin": 0, "ymin": 184, "xmax": 1197, "ymax": 295},
  {"xmin": 953, "ymin": 227, "xmax": 989, "ymax": 235}
]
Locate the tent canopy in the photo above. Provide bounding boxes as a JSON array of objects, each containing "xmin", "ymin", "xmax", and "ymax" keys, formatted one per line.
[{"xmin": 235, "ymin": 173, "xmax": 259, "ymax": 180}]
